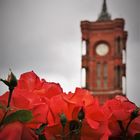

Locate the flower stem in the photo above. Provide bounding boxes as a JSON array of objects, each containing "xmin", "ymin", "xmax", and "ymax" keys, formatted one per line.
[
  {"xmin": 0, "ymin": 111, "xmax": 8, "ymax": 126},
  {"xmin": 0, "ymin": 89, "xmax": 13, "ymax": 127},
  {"xmin": 123, "ymin": 118, "xmax": 133, "ymax": 140},
  {"xmin": 7, "ymin": 88, "xmax": 13, "ymax": 108},
  {"xmin": 62, "ymin": 127, "xmax": 65, "ymax": 140}
]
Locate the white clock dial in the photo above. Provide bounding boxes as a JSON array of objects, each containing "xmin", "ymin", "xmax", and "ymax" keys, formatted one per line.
[{"xmin": 96, "ymin": 43, "xmax": 109, "ymax": 56}]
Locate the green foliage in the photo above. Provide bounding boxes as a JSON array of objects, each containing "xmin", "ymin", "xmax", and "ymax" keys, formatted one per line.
[
  {"xmin": 35, "ymin": 123, "xmax": 47, "ymax": 135},
  {"xmin": 131, "ymin": 108, "xmax": 139, "ymax": 120},
  {"xmin": 35, "ymin": 124, "xmax": 47, "ymax": 140},
  {"xmin": 38, "ymin": 135, "xmax": 47, "ymax": 140},
  {"xmin": 0, "ymin": 79, "xmax": 9, "ymax": 87},
  {"xmin": 134, "ymin": 133, "xmax": 140, "ymax": 140},
  {"xmin": 60, "ymin": 113, "xmax": 67, "ymax": 128},
  {"xmin": 3, "ymin": 110, "xmax": 33, "ymax": 124}
]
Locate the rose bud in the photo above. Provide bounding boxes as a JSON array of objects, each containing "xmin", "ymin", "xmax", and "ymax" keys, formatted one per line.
[
  {"xmin": 60, "ymin": 113, "xmax": 67, "ymax": 128},
  {"xmin": 78, "ymin": 108, "xmax": 85, "ymax": 121},
  {"xmin": 0, "ymin": 70, "xmax": 17, "ymax": 92}
]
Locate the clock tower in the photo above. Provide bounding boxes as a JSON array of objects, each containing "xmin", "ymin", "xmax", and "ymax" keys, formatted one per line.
[{"xmin": 81, "ymin": 0, "xmax": 127, "ymax": 104}]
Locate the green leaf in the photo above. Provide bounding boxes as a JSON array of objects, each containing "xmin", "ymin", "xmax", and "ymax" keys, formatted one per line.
[
  {"xmin": 0, "ymin": 79, "xmax": 10, "ymax": 87},
  {"xmin": 134, "ymin": 133, "xmax": 140, "ymax": 140},
  {"xmin": 39, "ymin": 135, "xmax": 46, "ymax": 140},
  {"xmin": 35, "ymin": 123, "xmax": 47, "ymax": 135},
  {"xmin": 4, "ymin": 110, "xmax": 33, "ymax": 124},
  {"xmin": 131, "ymin": 109, "xmax": 139, "ymax": 120}
]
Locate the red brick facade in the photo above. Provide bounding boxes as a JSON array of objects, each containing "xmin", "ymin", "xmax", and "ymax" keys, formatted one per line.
[{"xmin": 81, "ymin": 18, "xmax": 128, "ymax": 104}]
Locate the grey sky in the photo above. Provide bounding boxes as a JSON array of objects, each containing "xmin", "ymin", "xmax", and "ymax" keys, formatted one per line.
[{"xmin": 0, "ymin": 0, "xmax": 140, "ymax": 105}]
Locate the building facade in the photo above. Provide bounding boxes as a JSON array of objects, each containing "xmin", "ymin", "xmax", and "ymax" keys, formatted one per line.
[{"xmin": 81, "ymin": 0, "xmax": 127, "ymax": 104}]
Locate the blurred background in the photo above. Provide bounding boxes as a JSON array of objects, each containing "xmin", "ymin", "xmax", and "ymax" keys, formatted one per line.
[{"xmin": 0, "ymin": 0, "xmax": 140, "ymax": 105}]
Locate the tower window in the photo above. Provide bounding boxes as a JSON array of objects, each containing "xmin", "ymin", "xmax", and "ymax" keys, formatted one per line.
[
  {"xmin": 115, "ymin": 37, "xmax": 122, "ymax": 56},
  {"xmin": 86, "ymin": 68, "xmax": 89, "ymax": 89},
  {"xmin": 122, "ymin": 49, "xmax": 126, "ymax": 64},
  {"xmin": 115, "ymin": 66, "xmax": 122, "ymax": 89},
  {"xmin": 103, "ymin": 63, "xmax": 108, "ymax": 89},
  {"xmin": 82, "ymin": 40, "xmax": 89, "ymax": 55},
  {"xmin": 82, "ymin": 40, "xmax": 86, "ymax": 55},
  {"xmin": 96, "ymin": 63, "xmax": 101, "ymax": 89},
  {"xmin": 81, "ymin": 68, "xmax": 86, "ymax": 88}
]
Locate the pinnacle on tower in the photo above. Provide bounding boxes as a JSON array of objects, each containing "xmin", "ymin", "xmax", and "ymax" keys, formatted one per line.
[{"xmin": 97, "ymin": 0, "xmax": 111, "ymax": 21}]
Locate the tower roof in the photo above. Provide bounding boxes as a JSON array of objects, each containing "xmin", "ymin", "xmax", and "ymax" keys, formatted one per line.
[{"xmin": 97, "ymin": 0, "xmax": 111, "ymax": 21}]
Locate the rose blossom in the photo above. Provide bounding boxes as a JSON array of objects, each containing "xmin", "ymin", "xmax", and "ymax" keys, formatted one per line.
[
  {"xmin": 44, "ymin": 88, "xmax": 110, "ymax": 140},
  {"xmin": 103, "ymin": 95, "xmax": 140, "ymax": 139},
  {"xmin": 1, "ymin": 71, "xmax": 139, "ymax": 140},
  {"xmin": 0, "ymin": 122, "xmax": 37, "ymax": 140},
  {"xmin": 0, "ymin": 71, "xmax": 63, "ymax": 129}
]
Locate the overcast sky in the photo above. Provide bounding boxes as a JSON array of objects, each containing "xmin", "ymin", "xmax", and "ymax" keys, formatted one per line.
[{"xmin": 0, "ymin": 0, "xmax": 140, "ymax": 105}]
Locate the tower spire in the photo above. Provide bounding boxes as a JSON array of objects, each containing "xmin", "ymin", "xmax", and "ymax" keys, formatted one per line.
[{"xmin": 97, "ymin": 0, "xmax": 111, "ymax": 21}]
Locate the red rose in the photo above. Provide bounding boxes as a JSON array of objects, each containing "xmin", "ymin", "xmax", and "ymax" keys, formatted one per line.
[
  {"xmin": 44, "ymin": 93, "xmax": 81, "ymax": 139},
  {"xmin": 0, "ymin": 122, "xmax": 37, "ymax": 140},
  {"xmin": 103, "ymin": 95, "xmax": 138, "ymax": 138},
  {"xmin": 13, "ymin": 71, "xmax": 63, "ymax": 103},
  {"xmin": 0, "ymin": 71, "xmax": 63, "ymax": 129},
  {"xmin": 47, "ymin": 93, "xmax": 81, "ymax": 125},
  {"xmin": 44, "ymin": 88, "xmax": 110, "ymax": 140},
  {"xmin": 64, "ymin": 88, "xmax": 99, "ymax": 107},
  {"xmin": 128, "ymin": 115, "xmax": 140, "ymax": 136},
  {"xmin": 1, "ymin": 71, "xmax": 139, "ymax": 140},
  {"xmin": 13, "ymin": 71, "xmax": 63, "ymax": 128}
]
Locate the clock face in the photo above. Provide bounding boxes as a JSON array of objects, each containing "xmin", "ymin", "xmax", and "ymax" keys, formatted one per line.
[{"xmin": 96, "ymin": 43, "xmax": 109, "ymax": 56}]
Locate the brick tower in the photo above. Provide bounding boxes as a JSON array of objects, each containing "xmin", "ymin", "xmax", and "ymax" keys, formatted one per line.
[{"xmin": 81, "ymin": 0, "xmax": 127, "ymax": 104}]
